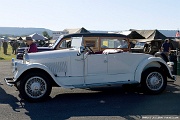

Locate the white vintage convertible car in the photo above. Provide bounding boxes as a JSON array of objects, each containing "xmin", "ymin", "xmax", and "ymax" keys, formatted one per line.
[{"xmin": 5, "ymin": 33, "xmax": 176, "ymax": 102}]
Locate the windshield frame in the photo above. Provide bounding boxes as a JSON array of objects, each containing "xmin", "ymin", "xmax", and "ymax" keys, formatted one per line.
[{"xmin": 51, "ymin": 35, "xmax": 64, "ymax": 48}]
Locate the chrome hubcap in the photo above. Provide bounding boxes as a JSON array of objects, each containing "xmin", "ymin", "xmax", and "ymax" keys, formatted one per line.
[
  {"xmin": 25, "ymin": 76, "xmax": 47, "ymax": 99},
  {"xmin": 146, "ymin": 72, "xmax": 163, "ymax": 91},
  {"xmin": 31, "ymin": 82, "xmax": 41, "ymax": 91},
  {"xmin": 150, "ymin": 76, "xmax": 160, "ymax": 85}
]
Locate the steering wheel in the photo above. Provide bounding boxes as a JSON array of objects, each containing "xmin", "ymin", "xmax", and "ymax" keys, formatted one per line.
[{"xmin": 86, "ymin": 46, "xmax": 95, "ymax": 54}]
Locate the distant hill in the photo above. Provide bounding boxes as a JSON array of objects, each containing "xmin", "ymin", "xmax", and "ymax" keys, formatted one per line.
[{"xmin": 0, "ymin": 27, "xmax": 52, "ymax": 36}]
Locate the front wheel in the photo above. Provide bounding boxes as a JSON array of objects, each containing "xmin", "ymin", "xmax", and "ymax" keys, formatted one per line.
[
  {"xmin": 141, "ymin": 67, "xmax": 167, "ymax": 94},
  {"xmin": 19, "ymin": 72, "xmax": 52, "ymax": 102}
]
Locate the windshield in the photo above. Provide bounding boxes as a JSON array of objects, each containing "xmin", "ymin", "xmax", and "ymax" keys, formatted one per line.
[
  {"xmin": 134, "ymin": 42, "xmax": 146, "ymax": 48},
  {"xmin": 51, "ymin": 35, "xmax": 64, "ymax": 48}
]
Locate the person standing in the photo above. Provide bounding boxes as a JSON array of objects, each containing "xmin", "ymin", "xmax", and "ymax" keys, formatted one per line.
[
  {"xmin": 0, "ymin": 39, "xmax": 2, "ymax": 51},
  {"xmin": 161, "ymin": 39, "xmax": 171, "ymax": 57},
  {"xmin": 12, "ymin": 41, "xmax": 19, "ymax": 54},
  {"xmin": 2, "ymin": 40, "xmax": 8, "ymax": 55},
  {"xmin": 25, "ymin": 37, "xmax": 38, "ymax": 53}
]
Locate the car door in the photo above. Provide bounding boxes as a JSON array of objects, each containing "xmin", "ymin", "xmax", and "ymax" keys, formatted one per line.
[
  {"xmin": 85, "ymin": 54, "xmax": 108, "ymax": 84},
  {"xmin": 107, "ymin": 53, "xmax": 137, "ymax": 82},
  {"xmin": 107, "ymin": 53, "xmax": 130, "ymax": 74},
  {"xmin": 87, "ymin": 54, "xmax": 107, "ymax": 75}
]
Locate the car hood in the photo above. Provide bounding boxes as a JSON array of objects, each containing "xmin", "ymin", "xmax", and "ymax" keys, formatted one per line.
[{"xmin": 26, "ymin": 48, "xmax": 78, "ymax": 62}]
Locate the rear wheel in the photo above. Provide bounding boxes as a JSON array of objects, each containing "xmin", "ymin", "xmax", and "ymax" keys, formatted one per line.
[
  {"xmin": 141, "ymin": 67, "xmax": 167, "ymax": 94},
  {"xmin": 19, "ymin": 72, "xmax": 52, "ymax": 102}
]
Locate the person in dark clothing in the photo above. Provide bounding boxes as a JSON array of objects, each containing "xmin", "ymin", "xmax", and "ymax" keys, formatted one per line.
[
  {"xmin": 2, "ymin": 40, "xmax": 8, "ymax": 54},
  {"xmin": 161, "ymin": 39, "xmax": 171, "ymax": 57},
  {"xmin": 12, "ymin": 41, "xmax": 19, "ymax": 54},
  {"xmin": 0, "ymin": 40, "xmax": 2, "ymax": 51},
  {"xmin": 26, "ymin": 37, "xmax": 38, "ymax": 53}
]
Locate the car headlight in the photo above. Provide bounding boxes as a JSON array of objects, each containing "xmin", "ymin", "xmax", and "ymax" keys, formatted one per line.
[
  {"xmin": 11, "ymin": 58, "xmax": 18, "ymax": 73},
  {"xmin": 23, "ymin": 53, "xmax": 30, "ymax": 64},
  {"xmin": 11, "ymin": 58, "xmax": 15, "ymax": 67},
  {"xmin": 11, "ymin": 58, "xmax": 18, "ymax": 66}
]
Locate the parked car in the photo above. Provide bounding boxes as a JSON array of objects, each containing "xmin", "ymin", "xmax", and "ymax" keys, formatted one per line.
[
  {"xmin": 16, "ymin": 33, "xmax": 130, "ymax": 59},
  {"xmin": 5, "ymin": 34, "xmax": 176, "ymax": 102},
  {"xmin": 131, "ymin": 42, "xmax": 146, "ymax": 53},
  {"xmin": 131, "ymin": 41, "xmax": 162, "ymax": 55}
]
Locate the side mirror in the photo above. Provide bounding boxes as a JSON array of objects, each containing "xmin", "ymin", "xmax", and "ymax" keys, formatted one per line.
[{"xmin": 77, "ymin": 46, "xmax": 85, "ymax": 56}]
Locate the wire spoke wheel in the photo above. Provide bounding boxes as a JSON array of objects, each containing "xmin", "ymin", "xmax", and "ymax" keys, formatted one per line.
[
  {"xmin": 25, "ymin": 76, "xmax": 47, "ymax": 99},
  {"xmin": 146, "ymin": 72, "xmax": 163, "ymax": 91},
  {"xmin": 141, "ymin": 67, "xmax": 167, "ymax": 94}
]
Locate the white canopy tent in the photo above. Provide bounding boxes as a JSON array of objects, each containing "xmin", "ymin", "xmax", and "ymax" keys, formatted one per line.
[{"xmin": 29, "ymin": 33, "xmax": 47, "ymax": 40}]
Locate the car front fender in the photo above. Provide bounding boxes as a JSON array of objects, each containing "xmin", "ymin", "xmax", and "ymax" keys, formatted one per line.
[
  {"xmin": 134, "ymin": 57, "xmax": 175, "ymax": 83},
  {"xmin": 14, "ymin": 63, "xmax": 57, "ymax": 82}
]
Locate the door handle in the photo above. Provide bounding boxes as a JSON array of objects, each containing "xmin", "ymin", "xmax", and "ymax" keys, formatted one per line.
[{"xmin": 104, "ymin": 60, "xmax": 108, "ymax": 63}]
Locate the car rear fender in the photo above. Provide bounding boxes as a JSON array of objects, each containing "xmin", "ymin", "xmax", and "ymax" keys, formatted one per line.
[{"xmin": 134, "ymin": 57, "xmax": 174, "ymax": 83}]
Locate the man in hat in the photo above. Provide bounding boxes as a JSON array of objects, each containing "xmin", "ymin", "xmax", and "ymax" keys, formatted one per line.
[{"xmin": 26, "ymin": 37, "xmax": 37, "ymax": 53}]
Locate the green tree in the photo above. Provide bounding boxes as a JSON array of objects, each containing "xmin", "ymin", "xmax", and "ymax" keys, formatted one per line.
[{"xmin": 42, "ymin": 31, "xmax": 51, "ymax": 40}]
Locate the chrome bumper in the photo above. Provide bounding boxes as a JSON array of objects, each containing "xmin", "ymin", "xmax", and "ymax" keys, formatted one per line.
[
  {"xmin": 4, "ymin": 77, "xmax": 15, "ymax": 87},
  {"xmin": 167, "ymin": 75, "xmax": 176, "ymax": 83},
  {"xmin": 172, "ymin": 75, "xmax": 176, "ymax": 81}
]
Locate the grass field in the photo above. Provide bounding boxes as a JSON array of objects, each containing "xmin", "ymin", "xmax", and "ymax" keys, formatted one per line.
[{"xmin": 0, "ymin": 45, "xmax": 16, "ymax": 61}]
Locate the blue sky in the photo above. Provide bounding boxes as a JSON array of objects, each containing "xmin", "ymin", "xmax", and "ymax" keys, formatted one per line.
[{"xmin": 0, "ymin": 0, "xmax": 179, "ymax": 31}]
